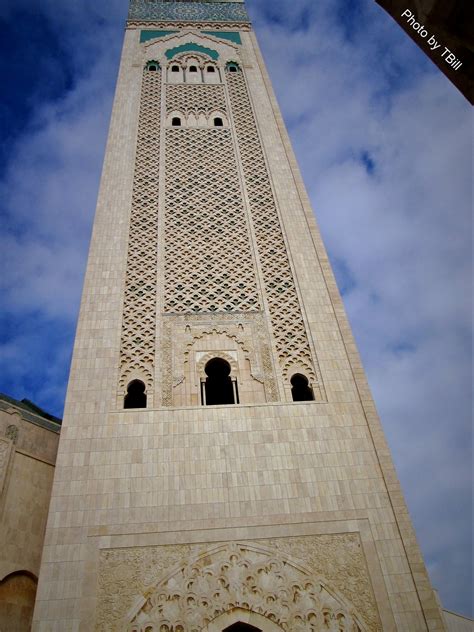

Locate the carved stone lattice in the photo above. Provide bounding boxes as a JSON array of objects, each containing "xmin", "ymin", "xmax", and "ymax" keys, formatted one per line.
[
  {"xmin": 119, "ymin": 69, "xmax": 162, "ymax": 390},
  {"xmin": 166, "ymin": 83, "xmax": 227, "ymax": 116},
  {"xmin": 96, "ymin": 537, "xmax": 379, "ymax": 631},
  {"xmin": 226, "ymin": 70, "xmax": 324, "ymax": 395},
  {"xmin": 5, "ymin": 424, "xmax": 19, "ymax": 443},
  {"xmin": 161, "ymin": 319, "xmax": 174, "ymax": 406},
  {"xmin": 128, "ymin": 21, "xmax": 251, "ymax": 31},
  {"xmin": 0, "ymin": 438, "xmax": 12, "ymax": 495},
  {"xmin": 163, "ymin": 101, "xmax": 261, "ymax": 314}
]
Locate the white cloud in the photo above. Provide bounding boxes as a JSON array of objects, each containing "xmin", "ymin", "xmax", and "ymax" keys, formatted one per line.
[{"xmin": 250, "ymin": 0, "xmax": 472, "ymax": 615}]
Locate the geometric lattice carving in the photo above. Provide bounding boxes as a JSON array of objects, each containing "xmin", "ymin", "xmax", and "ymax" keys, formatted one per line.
[
  {"xmin": 227, "ymin": 69, "xmax": 324, "ymax": 397},
  {"xmin": 6, "ymin": 424, "xmax": 19, "ymax": 443},
  {"xmin": 126, "ymin": 542, "xmax": 367, "ymax": 631},
  {"xmin": 128, "ymin": 1, "xmax": 250, "ymax": 24},
  {"xmin": 166, "ymin": 83, "xmax": 227, "ymax": 117},
  {"xmin": 119, "ymin": 68, "xmax": 161, "ymax": 390},
  {"xmin": 128, "ymin": 21, "xmax": 252, "ymax": 32},
  {"xmin": 163, "ymin": 124, "xmax": 260, "ymax": 313},
  {"xmin": 0, "ymin": 438, "xmax": 12, "ymax": 495}
]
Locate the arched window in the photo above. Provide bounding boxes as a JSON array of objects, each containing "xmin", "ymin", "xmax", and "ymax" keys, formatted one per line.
[
  {"xmin": 171, "ymin": 116, "xmax": 182, "ymax": 127},
  {"xmin": 206, "ymin": 66, "xmax": 216, "ymax": 73},
  {"xmin": 124, "ymin": 380, "xmax": 147, "ymax": 409},
  {"xmin": 228, "ymin": 64, "xmax": 238, "ymax": 72},
  {"xmin": 202, "ymin": 358, "xmax": 238, "ymax": 406},
  {"xmin": 189, "ymin": 65, "xmax": 198, "ymax": 72},
  {"xmin": 148, "ymin": 64, "xmax": 157, "ymax": 71},
  {"xmin": 214, "ymin": 117, "xmax": 223, "ymax": 127},
  {"xmin": 171, "ymin": 65, "xmax": 180, "ymax": 72},
  {"xmin": 290, "ymin": 373, "xmax": 314, "ymax": 402},
  {"xmin": 224, "ymin": 624, "xmax": 262, "ymax": 632}
]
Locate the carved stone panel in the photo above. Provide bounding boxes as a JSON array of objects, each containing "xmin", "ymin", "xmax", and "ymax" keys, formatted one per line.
[
  {"xmin": 226, "ymin": 69, "xmax": 325, "ymax": 400},
  {"xmin": 0, "ymin": 438, "xmax": 13, "ymax": 497},
  {"xmin": 96, "ymin": 535, "xmax": 381, "ymax": 631},
  {"xmin": 128, "ymin": 1, "xmax": 250, "ymax": 24},
  {"xmin": 5, "ymin": 424, "xmax": 19, "ymax": 444},
  {"xmin": 161, "ymin": 313, "xmax": 278, "ymax": 406}
]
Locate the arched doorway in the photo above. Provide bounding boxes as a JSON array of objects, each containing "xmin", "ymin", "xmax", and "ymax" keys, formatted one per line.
[
  {"xmin": 0, "ymin": 570, "xmax": 38, "ymax": 632},
  {"xmin": 204, "ymin": 607, "xmax": 284, "ymax": 632},
  {"xmin": 224, "ymin": 623, "xmax": 261, "ymax": 631}
]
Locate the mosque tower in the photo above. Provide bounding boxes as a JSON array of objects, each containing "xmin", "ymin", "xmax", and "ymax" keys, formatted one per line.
[{"xmin": 34, "ymin": 1, "xmax": 446, "ymax": 630}]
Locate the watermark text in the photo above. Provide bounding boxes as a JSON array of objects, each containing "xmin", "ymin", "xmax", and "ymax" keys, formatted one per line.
[{"xmin": 401, "ymin": 9, "xmax": 462, "ymax": 70}]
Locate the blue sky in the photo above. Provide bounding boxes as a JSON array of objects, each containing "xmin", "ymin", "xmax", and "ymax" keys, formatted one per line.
[{"xmin": 0, "ymin": 0, "xmax": 472, "ymax": 619}]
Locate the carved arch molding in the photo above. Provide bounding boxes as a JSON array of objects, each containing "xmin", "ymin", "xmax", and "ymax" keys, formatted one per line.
[{"xmin": 96, "ymin": 537, "xmax": 381, "ymax": 631}]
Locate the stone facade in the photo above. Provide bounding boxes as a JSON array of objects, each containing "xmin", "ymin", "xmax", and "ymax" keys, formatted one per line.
[
  {"xmin": 33, "ymin": 2, "xmax": 448, "ymax": 630},
  {"xmin": 0, "ymin": 394, "xmax": 60, "ymax": 631}
]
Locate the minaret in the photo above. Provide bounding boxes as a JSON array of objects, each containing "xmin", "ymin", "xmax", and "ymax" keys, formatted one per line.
[{"xmin": 34, "ymin": 1, "xmax": 446, "ymax": 630}]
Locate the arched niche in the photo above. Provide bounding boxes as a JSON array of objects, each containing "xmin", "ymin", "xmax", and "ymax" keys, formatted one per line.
[
  {"xmin": 170, "ymin": 328, "xmax": 266, "ymax": 408},
  {"xmin": 284, "ymin": 363, "xmax": 322, "ymax": 403},
  {"xmin": 197, "ymin": 351, "xmax": 239, "ymax": 406},
  {"xmin": 126, "ymin": 542, "xmax": 368, "ymax": 632},
  {"xmin": 0, "ymin": 570, "xmax": 38, "ymax": 632},
  {"xmin": 204, "ymin": 608, "xmax": 284, "ymax": 632},
  {"xmin": 203, "ymin": 62, "xmax": 221, "ymax": 84},
  {"xmin": 290, "ymin": 373, "xmax": 314, "ymax": 402},
  {"xmin": 167, "ymin": 61, "xmax": 184, "ymax": 83},
  {"xmin": 209, "ymin": 110, "xmax": 228, "ymax": 128},
  {"xmin": 124, "ymin": 379, "xmax": 147, "ymax": 409}
]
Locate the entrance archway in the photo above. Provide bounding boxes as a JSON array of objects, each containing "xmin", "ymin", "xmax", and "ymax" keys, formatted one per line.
[
  {"xmin": 224, "ymin": 624, "xmax": 261, "ymax": 632},
  {"xmin": 204, "ymin": 607, "xmax": 284, "ymax": 632}
]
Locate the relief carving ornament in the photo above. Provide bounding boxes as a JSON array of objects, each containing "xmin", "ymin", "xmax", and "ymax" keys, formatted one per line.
[
  {"xmin": 0, "ymin": 437, "xmax": 12, "ymax": 495},
  {"xmin": 96, "ymin": 535, "xmax": 380, "ymax": 631},
  {"xmin": 162, "ymin": 314, "xmax": 278, "ymax": 406}
]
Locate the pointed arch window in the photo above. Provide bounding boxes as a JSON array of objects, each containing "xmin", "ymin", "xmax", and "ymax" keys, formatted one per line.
[
  {"xmin": 171, "ymin": 116, "xmax": 182, "ymax": 127},
  {"xmin": 214, "ymin": 117, "xmax": 223, "ymax": 127}
]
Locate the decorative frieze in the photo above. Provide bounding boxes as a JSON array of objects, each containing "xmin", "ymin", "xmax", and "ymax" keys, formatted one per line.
[
  {"xmin": 96, "ymin": 535, "xmax": 380, "ymax": 631},
  {"xmin": 127, "ymin": 20, "xmax": 251, "ymax": 30},
  {"xmin": 128, "ymin": 1, "xmax": 250, "ymax": 23}
]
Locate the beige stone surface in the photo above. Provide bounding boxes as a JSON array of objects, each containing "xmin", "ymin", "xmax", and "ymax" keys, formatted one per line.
[
  {"xmin": 442, "ymin": 610, "xmax": 474, "ymax": 632},
  {"xmin": 33, "ymin": 12, "xmax": 446, "ymax": 632},
  {"xmin": 0, "ymin": 400, "xmax": 60, "ymax": 631},
  {"xmin": 96, "ymin": 534, "xmax": 380, "ymax": 630}
]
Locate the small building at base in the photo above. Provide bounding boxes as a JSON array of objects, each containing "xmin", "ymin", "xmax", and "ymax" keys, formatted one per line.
[{"xmin": 0, "ymin": 393, "xmax": 61, "ymax": 631}]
